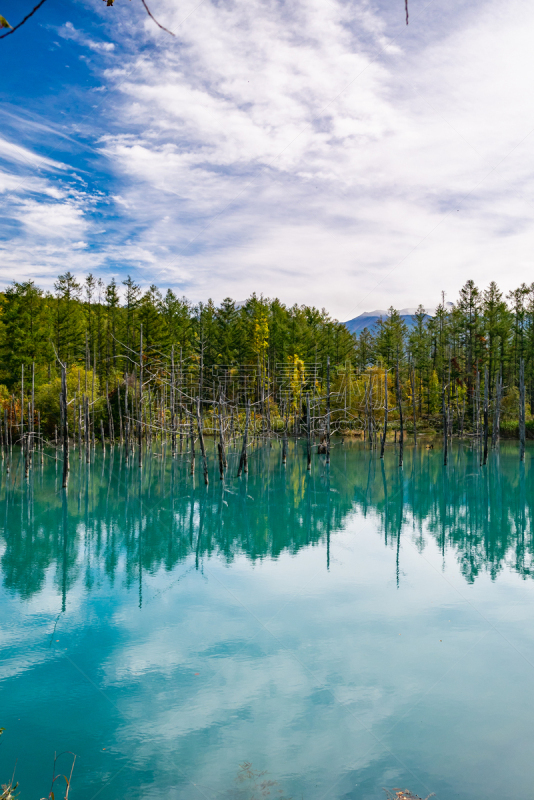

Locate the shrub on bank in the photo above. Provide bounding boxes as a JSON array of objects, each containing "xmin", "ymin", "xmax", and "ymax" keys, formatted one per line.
[{"xmin": 500, "ymin": 419, "xmax": 534, "ymax": 438}]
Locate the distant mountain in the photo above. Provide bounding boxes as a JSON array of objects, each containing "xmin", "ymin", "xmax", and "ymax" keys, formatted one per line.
[{"xmin": 344, "ymin": 303, "xmax": 453, "ymax": 335}]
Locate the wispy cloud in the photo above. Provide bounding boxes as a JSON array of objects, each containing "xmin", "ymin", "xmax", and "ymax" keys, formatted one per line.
[
  {"xmin": 0, "ymin": 136, "xmax": 68, "ymax": 172},
  {"xmin": 57, "ymin": 21, "xmax": 115, "ymax": 53},
  {"xmin": 0, "ymin": 130, "xmax": 105, "ymax": 287}
]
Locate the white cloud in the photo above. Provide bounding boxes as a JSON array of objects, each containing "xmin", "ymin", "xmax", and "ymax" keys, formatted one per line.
[
  {"xmin": 0, "ymin": 133, "xmax": 105, "ymax": 285},
  {"xmin": 0, "ymin": 136, "xmax": 67, "ymax": 172},
  {"xmin": 15, "ymin": 198, "xmax": 86, "ymax": 238},
  {"xmin": 4, "ymin": 0, "xmax": 534, "ymax": 315},
  {"xmin": 82, "ymin": 0, "xmax": 534, "ymax": 316},
  {"xmin": 57, "ymin": 21, "xmax": 115, "ymax": 52}
]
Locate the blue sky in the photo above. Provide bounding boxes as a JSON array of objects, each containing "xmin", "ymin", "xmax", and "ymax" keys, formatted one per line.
[{"xmin": 1, "ymin": 0, "xmax": 534, "ymax": 319}]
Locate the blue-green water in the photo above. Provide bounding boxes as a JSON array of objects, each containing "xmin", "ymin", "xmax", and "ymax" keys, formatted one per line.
[{"xmin": 1, "ymin": 440, "xmax": 534, "ymax": 800}]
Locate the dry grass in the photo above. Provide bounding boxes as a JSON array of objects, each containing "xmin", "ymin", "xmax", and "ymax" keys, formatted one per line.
[
  {"xmin": 0, "ymin": 728, "xmax": 75, "ymax": 800},
  {"xmin": 1, "ymin": 783, "xmax": 18, "ymax": 800},
  {"xmin": 0, "ymin": 729, "xmax": 17, "ymax": 800}
]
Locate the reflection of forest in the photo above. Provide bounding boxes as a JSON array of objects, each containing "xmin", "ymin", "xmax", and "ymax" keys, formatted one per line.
[
  {"xmin": 0, "ymin": 441, "xmax": 352, "ymax": 603},
  {"xmin": 352, "ymin": 441, "xmax": 534, "ymax": 584},
  {"xmin": 1, "ymin": 442, "xmax": 533, "ymax": 601}
]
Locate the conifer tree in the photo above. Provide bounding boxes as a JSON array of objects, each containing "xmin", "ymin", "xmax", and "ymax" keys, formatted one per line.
[
  {"xmin": 375, "ymin": 307, "xmax": 407, "ymax": 368},
  {"xmin": 215, "ymin": 298, "xmax": 239, "ymax": 364},
  {"xmin": 53, "ymin": 271, "xmax": 83, "ymax": 366},
  {"xmin": 507, "ymin": 283, "xmax": 529, "ymax": 385},
  {"xmin": 482, "ymin": 281, "xmax": 510, "ymax": 396},
  {"xmin": 122, "ymin": 275, "xmax": 141, "ymax": 369},
  {"xmin": 0, "ymin": 281, "xmax": 52, "ymax": 385},
  {"xmin": 138, "ymin": 285, "xmax": 164, "ymax": 356},
  {"xmin": 105, "ymin": 278, "xmax": 120, "ymax": 380},
  {"xmin": 457, "ymin": 279, "xmax": 482, "ymax": 405}
]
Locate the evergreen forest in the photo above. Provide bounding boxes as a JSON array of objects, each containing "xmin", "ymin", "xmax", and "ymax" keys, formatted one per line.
[{"xmin": 1, "ymin": 273, "xmax": 533, "ymax": 440}]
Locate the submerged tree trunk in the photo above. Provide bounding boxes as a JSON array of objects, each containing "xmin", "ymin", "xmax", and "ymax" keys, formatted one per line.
[
  {"xmin": 171, "ymin": 346, "xmax": 176, "ymax": 458},
  {"xmin": 190, "ymin": 414, "xmax": 195, "ymax": 476},
  {"xmin": 326, "ymin": 357, "xmax": 331, "ymax": 465},
  {"xmin": 475, "ymin": 368, "xmax": 481, "ymax": 445},
  {"xmin": 61, "ymin": 362, "xmax": 69, "ymax": 489},
  {"xmin": 492, "ymin": 369, "xmax": 502, "ymax": 448},
  {"xmin": 368, "ymin": 378, "xmax": 373, "ymax": 449},
  {"xmin": 306, "ymin": 393, "xmax": 311, "ymax": 471},
  {"xmin": 380, "ymin": 368, "xmax": 388, "ymax": 459},
  {"xmin": 138, "ymin": 325, "xmax": 143, "ymax": 468},
  {"xmin": 520, "ymin": 358, "xmax": 526, "ymax": 462},
  {"xmin": 442, "ymin": 379, "xmax": 448, "ymax": 466},
  {"xmin": 196, "ymin": 398, "xmax": 209, "ymax": 485},
  {"xmin": 411, "ymin": 364, "xmax": 417, "ymax": 447},
  {"xmin": 117, "ymin": 382, "xmax": 123, "ymax": 445},
  {"xmin": 483, "ymin": 366, "xmax": 489, "ymax": 465},
  {"xmin": 218, "ymin": 393, "xmax": 227, "ymax": 470},
  {"xmin": 396, "ymin": 358, "xmax": 403, "ymax": 468},
  {"xmin": 217, "ymin": 441, "xmax": 225, "ymax": 480},
  {"xmin": 282, "ymin": 403, "xmax": 288, "ymax": 465},
  {"xmin": 237, "ymin": 399, "xmax": 251, "ymax": 477}
]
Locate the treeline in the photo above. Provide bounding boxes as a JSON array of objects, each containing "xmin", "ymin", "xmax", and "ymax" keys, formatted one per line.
[
  {"xmin": 0, "ymin": 274, "xmax": 533, "ymax": 436},
  {"xmin": 353, "ymin": 279, "xmax": 534, "ymax": 437},
  {"xmin": 356, "ymin": 280, "xmax": 534, "ymax": 396},
  {"xmin": 0, "ymin": 272, "xmax": 352, "ymax": 387}
]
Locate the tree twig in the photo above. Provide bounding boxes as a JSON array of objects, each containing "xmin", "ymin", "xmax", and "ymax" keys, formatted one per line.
[
  {"xmin": 0, "ymin": 0, "xmax": 48, "ymax": 39},
  {"xmin": 0, "ymin": 0, "xmax": 175, "ymax": 41},
  {"xmin": 140, "ymin": 0, "xmax": 175, "ymax": 36}
]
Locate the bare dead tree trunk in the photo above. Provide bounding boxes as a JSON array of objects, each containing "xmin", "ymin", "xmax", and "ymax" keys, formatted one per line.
[
  {"xmin": 218, "ymin": 392, "xmax": 227, "ymax": 471},
  {"xmin": 447, "ymin": 357, "xmax": 452, "ymax": 442},
  {"xmin": 326, "ymin": 356, "xmax": 331, "ymax": 465},
  {"xmin": 30, "ymin": 361, "xmax": 35, "ymax": 470},
  {"xmin": 380, "ymin": 367, "xmax": 388, "ymax": 459},
  {"xmin": 117, "ymin": 382, "xmax": 123, "ymax": 445},
  {"xmin": 138, "ymin": 324, "xmax": 143, "ymax": 467},
  {"xmin": 306, "ymin": 393, "xmax": 311, "ymax": 470},
  {"xmin": 92, "ymin": 346, "xmax": 96, "ymax": 451},
  {"xmin": 5, "ymin": 409, "xmax": 10, "ymax": 474},
  {"xmin": 396, "ymin": 357, "xmax": 403, "ymax": 468},
  {"xmin": 442, "ymin": 377, "xmax": 448, "ymax": 467},
  {"xmin": 368, "ymin": 378, "xmax": 373, "ymax": 448},
  {"xmin": 520, "ymin": 357, "xmax": 526, "ymax": 462},
  {"xmin": 38, "ymin": 410, "xmax": 43, "ymax": 466},
  {"xmin": 475, "ymin": 368, "xmax": 481, "ymax": 445},
  {"xmin": 196, "ymin": 397, "xmax": 209, "ymax": 485},
  {"xmin": 492, "ymin": 369, "xmax": 501, "ymax": 448},
  {"xmin": 410, "ymin": 363, "xmax": 417, "ymax": 447},
  {"xmin": 85, "ymin": 396, "xmax": 90, "ymax": 464},
  {"xmin": 106, "ymin": 381, "xmax": 114, "ymax": 443},
  {"xmin": 61, "ymin": 362, "xmax": 69, "ymax": 489},
  {"xmin": 21, "ymin": 364, "xmax": 26, "ymax": 474},
  {"xmin": 483, "ymin": 365, "xmax": 489, "ymax": 465},
  {"xmin": 217, "ymin": 441, "xmax": 225, "ymax": 480},
  {"xmin": 171, "ymin": 346, "xmax": 176, "ymax": 458},
  {"xmin": 188, "ymin": 411, "xmax": 196, "ymax": 475},
  {"xmin": 282, "ymin": 401, "xmax": 288, "ymax": 465},
  {"xmin": 237, "ymin": 399, "xmax": 251, "ymax": 477}
]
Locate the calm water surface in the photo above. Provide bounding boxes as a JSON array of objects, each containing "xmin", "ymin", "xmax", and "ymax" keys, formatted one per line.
[{"xmin": 1, "ymin": 440, "xmax": 534, "ymax": 800}]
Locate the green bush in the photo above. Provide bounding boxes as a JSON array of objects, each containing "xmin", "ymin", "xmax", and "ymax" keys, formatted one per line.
[{"xmin": 499, "ymin": 419, "xmax": 534, "ymax": 439}]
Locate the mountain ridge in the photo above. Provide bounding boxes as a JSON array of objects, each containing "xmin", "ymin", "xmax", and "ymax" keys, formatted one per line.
[{"xmin": 343, "ymin": 302, "xmax": 454, "ymax": 335}]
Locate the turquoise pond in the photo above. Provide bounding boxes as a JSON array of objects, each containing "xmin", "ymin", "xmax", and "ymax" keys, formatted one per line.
[{"xmin": 1, "ymin": 440, "xmax": 534, "ymax": 800}]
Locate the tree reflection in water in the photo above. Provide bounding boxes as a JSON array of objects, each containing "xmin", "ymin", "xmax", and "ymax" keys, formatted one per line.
[{"xmin": 1, "ymin": 440, "xmax": 533, "ymax": 602}]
